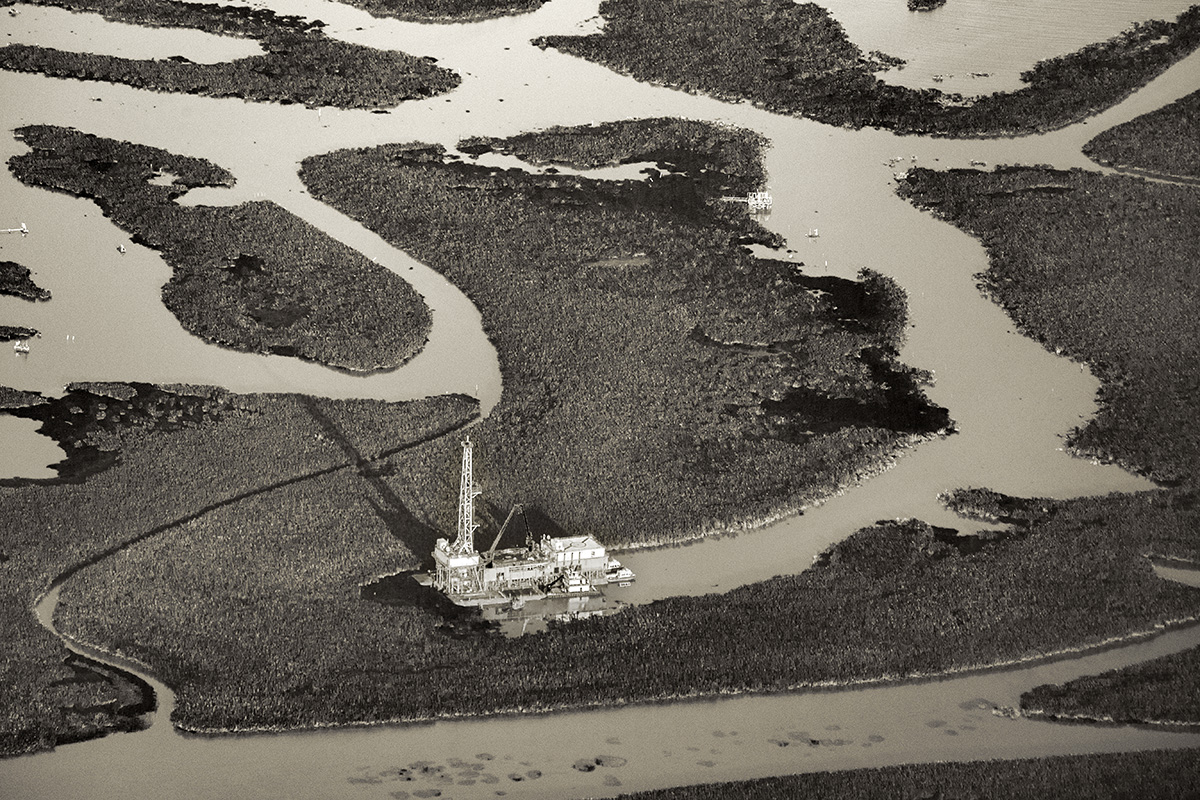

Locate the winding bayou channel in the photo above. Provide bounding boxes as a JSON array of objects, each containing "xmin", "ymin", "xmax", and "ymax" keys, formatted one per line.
[{"xmin": 2, "ymin": 0, "xmax": 1200, "ymax": 796}]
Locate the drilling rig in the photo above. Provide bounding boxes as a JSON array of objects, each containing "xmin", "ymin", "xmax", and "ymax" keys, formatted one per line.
[{"xmin": 430, "ymin": 436, "xmax": 632, "ymax": 605}]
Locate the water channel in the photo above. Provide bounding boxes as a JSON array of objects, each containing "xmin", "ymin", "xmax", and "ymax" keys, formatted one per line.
[{"xmin": 1, "ymin": 0, "xmax": 1199, "ymax": 795}]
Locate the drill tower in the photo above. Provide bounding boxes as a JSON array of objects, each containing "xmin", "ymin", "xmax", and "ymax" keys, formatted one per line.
[
  {"xmin": 452, "ymin": 436, "xmax": 481, "ymax": 556},
  {"xmin": 429, "ymin": 434, "xmax": 629, "ymax": 604}
]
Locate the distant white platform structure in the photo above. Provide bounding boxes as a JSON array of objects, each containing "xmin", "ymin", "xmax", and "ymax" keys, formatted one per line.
[{"xmin": 746, "ymin": 191, "xmax": 772, "ymax": 210}]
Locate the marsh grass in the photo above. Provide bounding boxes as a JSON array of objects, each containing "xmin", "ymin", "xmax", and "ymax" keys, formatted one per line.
[
  {"xmin": 302, "ymin": 119, "xmax": 950, "ymax": 549},
  {"xmin": 613, "ymin": 748, "xmax": 1200, "ymax": 799},
  {"xmin": 0, "ymin": 0, "xmax": 459, "ymax": 108},
  {"xmin": 1083, "ymin": 88, "xmax": 1200, "ymax": 180},
  {"xmin": 0, "ymin": 381, "xmax": 478, "ymax": 754},
  {"xmin": 10, "ymin": 126, "xmax": 432, "ymax": 371},
  {"xmin": 899, "ymin": 166, "xmax": 1200, "ymax": 484},
  {"xmin": 536, "ymin": 0, "xmax": 1200, "ymax": 136},
  {"xmin": 901, "ymin": 155, "xmax": 1200, "ymax": 737},
  {"xmin": 0, "ymin": 260, "xmax": 50, "ymax": 302}
]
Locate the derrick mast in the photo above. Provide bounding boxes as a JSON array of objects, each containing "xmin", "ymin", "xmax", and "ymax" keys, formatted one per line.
[
  {"xmin": 432, "ymin": 436, "xmax": 483, "ymax": 595},
  {"xmin": 452, "ymin": 435, "xmax": 481, "ymax": 555}
]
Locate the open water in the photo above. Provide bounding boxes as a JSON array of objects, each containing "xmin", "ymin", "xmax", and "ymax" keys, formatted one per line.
[{"xmin": 1, "ymin": 0, "xmax": 1199, "ymax": 796}]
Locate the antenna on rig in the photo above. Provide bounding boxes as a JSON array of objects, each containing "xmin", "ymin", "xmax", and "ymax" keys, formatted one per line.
[{"xmin": 452, "ymin": 436, "xmax": 481, "ymax": 555}]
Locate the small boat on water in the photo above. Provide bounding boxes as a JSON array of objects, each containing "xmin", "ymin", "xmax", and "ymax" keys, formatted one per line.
[
  {"xmin": 806, "ymin": 228, "xmax": 819, "ymax": 238},
  {"xmin": 13, "ymin": 340, "xmax": 30, "ymax": 354},
  {"xmin": 605, "ymin": 558, "xmax": 636, "ymax": 583}
]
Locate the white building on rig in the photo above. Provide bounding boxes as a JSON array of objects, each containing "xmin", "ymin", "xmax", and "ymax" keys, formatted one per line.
[{"xmin": 430, "ymin": 436, "xmax": 628, "ymax": 606}]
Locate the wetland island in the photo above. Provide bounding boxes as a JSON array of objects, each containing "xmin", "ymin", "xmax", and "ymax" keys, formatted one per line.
[{"xmin": 1, "ymin": 0, "xmax": 1199, "ymax": 796}]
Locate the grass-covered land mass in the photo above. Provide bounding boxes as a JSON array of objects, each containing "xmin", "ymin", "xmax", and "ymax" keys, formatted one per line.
[
  {"xmin": 1084, "ymin": 88, "xmax": 1200, "ymax": 180},
  {"xmin": 10, "ymin": 126, "xmax": 431, "ymax": 371},
  {"xmin": 1024, "ymin": 642, "xmax": 1200, "ymax": 727},
  {"xmin": 0, "ymin": 386, "xmax": 47, "ymax": 409},
  {"xmin": 898, "ymin": 166, "xmax": 1200, "ymax": 484},
  {"xmin": 902, "ymin": 160, "xmax": 1200, "ymax": 734},
  {"xmin": 303, "ymin": 118, "xmax": 949, "ymax": 549},
  {"xmin": 908, "ymin": 0, "xmax": 946, "ymax": 12},
  {"xmin": 54, "ymin": 489, "xmax": 1200, "ymax": 732},
  {"xmin": 536, "ymin": 0, "xmax": 1200, "ymax": 136},
  {"xmin": 0, "ymin": 324, "xmax": 38, "ymax": 341},
  {"xmin": 0, "ymin": 260, "xmax": 50, "ymax": 301},
  {"xmin": 0, "ymin": 381, "xmax": 478, "ymax": 755},
  {"xmin": 459, "ymin": 117, "xmax": 774, "ymax": 186},
  {"xmin": 334, "ymin": 0, "xmax": 547, "ymax": 22},
  {"xmin": 0, "ymin": 0, "xmax": 458, "ymax": 108},
  {"xmin": 0, "ymin": 261, "xmax": 47, "ymax": 339},
  {"xmin": 615, "ymin": 748, "xmax": 1200, "ymax": 800}
]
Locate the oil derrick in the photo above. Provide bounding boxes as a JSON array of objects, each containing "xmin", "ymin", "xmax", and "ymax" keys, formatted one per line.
[
  {"xmin": 452, "ymin": 435, "xmax": 481, "ymax": 555},
  {"xmin": 432, "ymin": 436, "xmax": 484, "ymax": 595}
]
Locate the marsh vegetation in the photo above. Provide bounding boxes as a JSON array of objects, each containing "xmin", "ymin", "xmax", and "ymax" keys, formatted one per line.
[
  {"xmin": 615, "ymin": 748, "xmax": 1200, "ymax": 799},
  {"xmin": 0, "ymin": 381, "xmax": 478, "ymax": 753},
  {"xmin": 536, "ymin": 0, "xmax": 1200, "ymax": 136},
  {"xmin": 1083, "ymin": 88, "xmax": 1200, "ymax": 179},
  {"xmin": 901, "ymin": 153, "xmax": 1200, "ymax": 743},
  {"xmin": 334, "ymin": 0, "xmax": 549, "ymax": 22},
  {"xmin": 302, "ymin": 118, "xmax": 950, "ymax": 549},
  {"xmin": 0, "ymin": 260, "xmax": 50, "ymax": 302},
  {"xmin": 10, "ymin": 126, "xmax": 432, "ymax": 371},
  {"xmin": 53, "ymin": 488, "xmax": 1200, "ymax": 733},
  {"xmin": 0, "ymin": 0, "xmax": 459, "ymax": 107},
  {"xmin": 898, "ymin": 165, "xmax": 1200, "ymax": 484},
  {"xmin": 1023, "ymin": 640, "xmax": 1200, "ymax": 726}
]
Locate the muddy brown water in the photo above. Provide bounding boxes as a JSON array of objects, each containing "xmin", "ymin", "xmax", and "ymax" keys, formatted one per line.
[{"xmin": 2, "ymin": 0, "xmax": 1200, "ymax": 796}]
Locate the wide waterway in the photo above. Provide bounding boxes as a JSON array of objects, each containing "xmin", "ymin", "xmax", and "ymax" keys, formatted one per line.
[{"xmin": 1, "ymin": 0, "xmax": 1199, "ymax": 795}]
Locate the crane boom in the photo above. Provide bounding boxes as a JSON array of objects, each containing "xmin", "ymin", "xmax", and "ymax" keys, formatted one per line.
[{"xmin": 486, "ymin": 503, "xmax": 523, "ymax": 558}]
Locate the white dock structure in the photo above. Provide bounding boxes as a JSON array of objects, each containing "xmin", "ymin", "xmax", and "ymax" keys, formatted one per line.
[{"xmin": 430, "ymin": 437, "xmax": 629, "ymax": 606}]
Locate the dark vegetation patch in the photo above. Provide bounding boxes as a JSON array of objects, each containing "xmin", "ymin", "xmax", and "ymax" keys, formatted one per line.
[
  {"xmin": 1023, "ymin": 639, "xmax": 1200, "ymax": 726},
  {"xmin": 1084, "ymin": 88, "xmax": 1200, "ymax": 179},
  {"xmin": 908, "ymin": 0, "xmax": 946, "ymax": 11},
  {"xmin": 55, "ymin": 493, "xmax": 1200, "ymax": 732},
  {"xmin": 9, "ymin": 126, "xmax": 431, "ymax": 371},
  {"xmin": 902, "ymin": 151, "xmax": 1200, "ymax": 738},
  {"xmin": 331, "ymin": 0, "xmax": 548, "ymax": 22},
  {"xmin": 459, "ymin": 118, "xmax": 772, "ymax": 188},
  {"xmin": 535, "ymin": 0, "xmax": 1200, "ymax": 136},
  {"xmin": 0, "ymin": 381, "xmax": 478, "ymax": 755},
  {"xmin": 0, "ymin": 386, "xmax": 48, "ymax": 409},
  {"xmin": 3, "ymin": 381, "xmax": 238, "ymax": 484},
  {"xmin": 301, "ymin": 118, "xmax": 949, "ymax": 549},
  {"xmin": 0, "ymin": 0, "xmax": 459, "ymax": 108},
  {"xmin": 613, "ymin": 747, "xmax": 1200, "ymax": 799},
  {"xmin": 0, "ymin": 324, "xmax": 38, "ymax": 340},
  {"xmin": 898, "ymin": 165, "xmax": 1200, "ymax": 484},
  {"xmin": 0, "ymin": 260, "xmax": 51, "ymax": 301}
]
